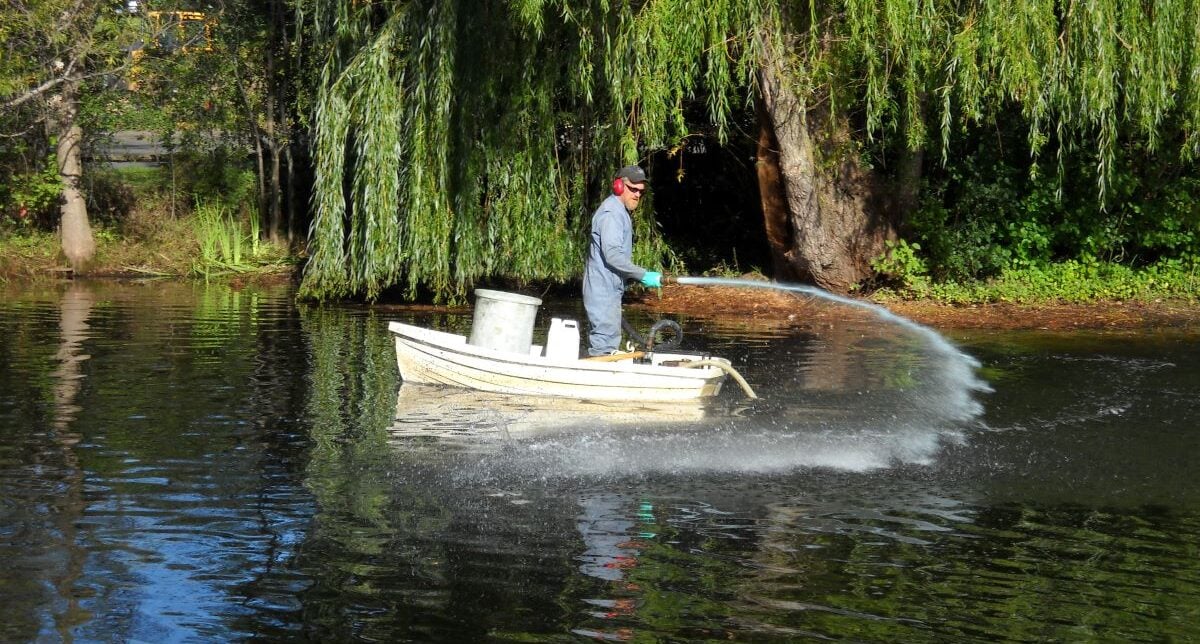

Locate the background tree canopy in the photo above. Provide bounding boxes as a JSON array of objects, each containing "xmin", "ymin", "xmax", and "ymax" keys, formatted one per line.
[
  {"xmin": 5, "ymin": 1, "xmax": 1196, "ymax": 299},
  {"xmin": 1, "ymin": 0, "xmax": 302, "ymax": 272},
  {"xmin": 298, "ymin": 0, "xmax": 1200, "ymax": 301},
  {"xmin": 300, "ymin": 0, "xmax": 768, "ymax": 300}
]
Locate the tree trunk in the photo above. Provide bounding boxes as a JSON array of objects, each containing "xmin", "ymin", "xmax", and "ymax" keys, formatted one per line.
[
  {"xmin": 230, "ymin": 52, "xmax": 269, "ymax": 237},
  {"xmin": 269, "ymin": 143, "xmax": 282, "ymax": 244},
  {"xmin": 894, "ymin": 144, "xmax": 925, "ymax": 219},
  {"xmin": 252, "ymin": 135, "xmax": 267, "ymax": 224},
  {"xmin": 281, "ymin": 0, "xmax": 297, "ymax": 247},
  {"xmin": 262, "ymin": 95, "xmax": 277, "ymax": 241},
  {"xmin": 284, "ymin": 144, "xmax": 296, "ymax": 245},
  {"xmin": 755, "ymin": 38, "xmax": 896, "ymax": 292},
  {"xmin": 755, "ymin": 94, "xmax": 795, "ymax": 281},
  {"xmin": 53, "ymin": 81, "xmax": 95, "ymax": 273},
  {"xmin": 893, "ymin": 92, "xmax": 927, "ymax": 219},
  {"xmin": 264, "ymin": 0, "xmax": 283, "ymax": 244}
]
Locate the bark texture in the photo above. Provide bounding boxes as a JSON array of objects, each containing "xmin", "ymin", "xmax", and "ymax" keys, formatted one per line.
[
  {"xmin": 53, "ymin": 82, "xmax": 95, "ymax": 272},
  {"xmin": 756, "ymin": 95, "xmax": 795, "ymax": 281},
  {"xmin": 755, "ymin": 41, "xmax": 896, "ymax": 292}
]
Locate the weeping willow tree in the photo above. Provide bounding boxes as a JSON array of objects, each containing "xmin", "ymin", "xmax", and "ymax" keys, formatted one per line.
[
  {"xmin": 757, "ymin": 0, "xmax": 1200, "ymax": 289},
  {"xmin": 298, "ymin": 0, "xmax": 1200, "ymax": 299},
  {"xmin": 299, "ymin": 0, "xmax": 762, "ymax": 299}
]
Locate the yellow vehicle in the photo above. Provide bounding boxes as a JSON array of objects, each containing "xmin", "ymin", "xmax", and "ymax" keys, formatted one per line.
[
  {"xmin": 144, "ymin": 11, "xmax": 214, "ymax": 54},
  {"xmin": 127, "ymin": 11, "xmax": 215, "ymax": 89}
]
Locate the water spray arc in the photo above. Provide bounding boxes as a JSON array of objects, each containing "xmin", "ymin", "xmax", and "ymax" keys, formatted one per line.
[{"xmin": 671, "ymin": 276, "xmax": 992, "ymax": 418}]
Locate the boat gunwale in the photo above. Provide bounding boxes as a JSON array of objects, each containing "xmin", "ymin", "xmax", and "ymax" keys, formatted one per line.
[
  {"xmin": 387, "ymin": 321, "xmax": 729, "ymax": 380},
  {"xmin": 396, "ymin": 335, "xmax": 714, "ymax": 396}
]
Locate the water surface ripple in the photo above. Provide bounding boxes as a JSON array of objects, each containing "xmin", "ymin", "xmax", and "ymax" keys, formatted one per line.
[{"xmin": 1, "ymin": 281, "xmax": 1197, "ymax": 641}]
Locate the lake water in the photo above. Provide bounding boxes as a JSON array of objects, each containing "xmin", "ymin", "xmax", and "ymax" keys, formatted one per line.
[{"xmin": 1, "ymin": 280, "xmax": 1197, "ymax": 641}]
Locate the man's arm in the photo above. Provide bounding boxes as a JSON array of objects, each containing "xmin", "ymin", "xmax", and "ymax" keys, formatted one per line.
[{"xmin": 595, "ymin": 210, "xmax": 646, "ymax": 282}]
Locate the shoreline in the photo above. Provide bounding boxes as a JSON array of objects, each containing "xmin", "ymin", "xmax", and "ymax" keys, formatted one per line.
[
  {"xmin": 5, "ymin": 273, "xmax": 1198, "ymax": 332},
  {"xmin": 628, "ymin": 284, "xmax": 1200, "ymax": 332}
]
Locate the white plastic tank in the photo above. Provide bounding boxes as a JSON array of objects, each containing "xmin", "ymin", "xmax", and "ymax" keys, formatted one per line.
[
  {"xmin": 545, "ymin": 318, "xmax": 581, "ymax": 361},
  {"xmin": 468, "ymin": 289, "xmax": 543, "ymax": 354}
]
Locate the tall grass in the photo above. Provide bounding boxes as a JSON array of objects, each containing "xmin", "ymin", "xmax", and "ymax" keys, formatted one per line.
[{"xmin": 192, "ymin": 200, "xmax": 261, "ymax": 277}]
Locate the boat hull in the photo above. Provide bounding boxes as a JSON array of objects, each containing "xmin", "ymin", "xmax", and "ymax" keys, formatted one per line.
[
  {"xmin": 390, "ymin": 383, "xmax": 710, "ymax": 438},
  {"xmin": 388, "ymin": 321, "xmax": 727, "ymax": 401}
]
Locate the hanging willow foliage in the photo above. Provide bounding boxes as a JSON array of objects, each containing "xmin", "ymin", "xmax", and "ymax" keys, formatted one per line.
[
  {"xmin": 298, "ymin": 0, "xmax": 1200, "ymax": 301},
  {"xmin": 298, "ymin": 0, "xmax": 770, "ymax": 300}
]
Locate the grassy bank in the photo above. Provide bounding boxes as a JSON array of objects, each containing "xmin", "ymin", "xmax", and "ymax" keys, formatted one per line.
[
  {"xmin": 0, "ymin": 220, "xmax": 296, "ymax": 282},
  {"xmin": 868, "ymin": 260, "xmax": 1200, "ymax": 305},
  {"xmin": 1, "ymin": 164, "xmax": 298, "ymax": 283}
]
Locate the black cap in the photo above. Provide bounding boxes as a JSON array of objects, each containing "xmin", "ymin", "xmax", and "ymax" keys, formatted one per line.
[{"xmin": 615, "ymin": 165, "xmax": 647, "ymax": 184}]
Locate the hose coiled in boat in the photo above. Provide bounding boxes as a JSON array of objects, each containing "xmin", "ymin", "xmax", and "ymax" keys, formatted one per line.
[
  {"xmin": 622, "ymin": 317, "xmax": 757, "ymax": 399},
  {"xmin": 621, "ymin": 317, "xmax": 683, "ymax": 351}
]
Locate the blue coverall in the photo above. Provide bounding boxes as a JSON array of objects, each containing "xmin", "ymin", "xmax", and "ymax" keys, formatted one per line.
[{"xmin": 583, "ymin": 194, "xmax": 647, "ymax": 356}]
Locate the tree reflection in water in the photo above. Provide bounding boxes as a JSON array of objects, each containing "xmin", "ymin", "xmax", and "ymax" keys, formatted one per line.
[{"xmin": 2, "ymin": 284, "xmax": 1196, "ymax": 641}]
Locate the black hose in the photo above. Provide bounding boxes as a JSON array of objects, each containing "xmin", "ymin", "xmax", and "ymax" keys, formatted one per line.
[{"xmin": 621, "ymin": 317, "xmax": 683, "ymax": 351}]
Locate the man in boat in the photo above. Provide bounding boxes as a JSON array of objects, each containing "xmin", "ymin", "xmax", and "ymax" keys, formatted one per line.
[{"xmin": 583, "ymin": 164, "xmax": 662, "ymax": 356}]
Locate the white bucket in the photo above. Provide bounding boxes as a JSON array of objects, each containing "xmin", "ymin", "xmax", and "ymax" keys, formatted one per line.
[
  {"xmin": 545, "ymin": 318, "xmax": 581, "ymax": 361},
  {"xmin": 468, "ymin": 289, "xmax": 542, "ymax": 354}
]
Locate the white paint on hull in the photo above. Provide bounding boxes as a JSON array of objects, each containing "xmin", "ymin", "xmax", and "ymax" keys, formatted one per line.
[{"xmin": 388, "ymin": 321, "xmax": 727, "ymax": 401}]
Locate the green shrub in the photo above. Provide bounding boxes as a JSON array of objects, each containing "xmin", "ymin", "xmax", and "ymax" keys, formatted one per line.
[
  {"xmin": 873, "ymin": 259, "xmax": 1200, "ymax": 304},
  {"xmin": 871, "ymin": 239, "xmax": 930, "ymax": 290},
  {"xmin": 907, "ymin": 118, "xmax": 1200, "ymax": 285},
  {"xmin": 0, "ymin": 153, "xmax": 62, "ymax": 228}
]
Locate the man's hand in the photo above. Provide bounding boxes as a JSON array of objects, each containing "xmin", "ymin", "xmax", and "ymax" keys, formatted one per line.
[{"xmin": 640, "ymin": 271, "xmax": 662, "ymax": 288}]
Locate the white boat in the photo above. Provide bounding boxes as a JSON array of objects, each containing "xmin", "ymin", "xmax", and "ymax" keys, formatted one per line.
[{"xmin": 386, "ymin": 320, "xmax": 732, "ymax": 401}]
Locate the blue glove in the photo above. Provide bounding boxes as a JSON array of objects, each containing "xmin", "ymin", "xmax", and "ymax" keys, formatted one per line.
[{"xmin": 640, "ymin": 271, "xmax": 662, "ymax": 288}]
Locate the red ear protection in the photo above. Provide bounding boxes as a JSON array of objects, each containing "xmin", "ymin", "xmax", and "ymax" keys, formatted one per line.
[{"xmin": 612, "ymin": 178, "xmax": 625, "ymax": 195}]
